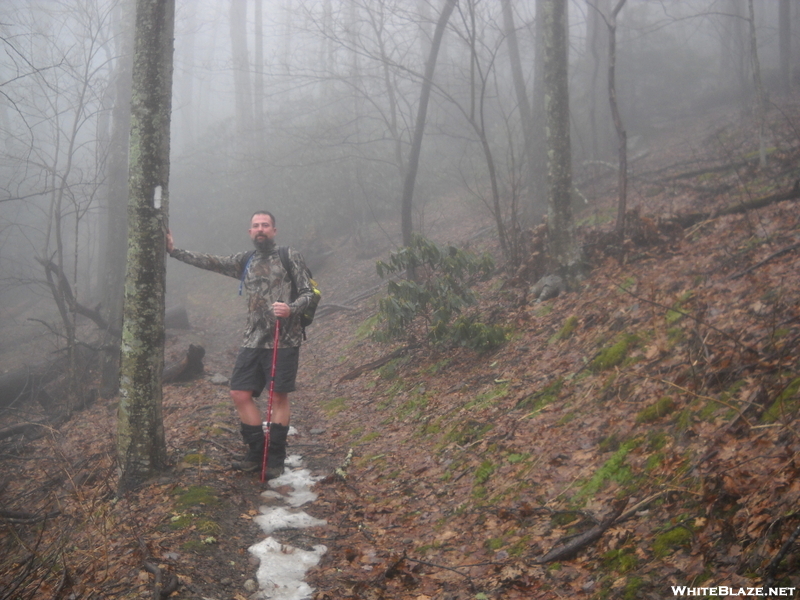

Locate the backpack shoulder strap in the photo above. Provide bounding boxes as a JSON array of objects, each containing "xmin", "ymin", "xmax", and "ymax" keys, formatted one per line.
[
  {"xmin": 278, "ymin": 246, "xmax": 298, "ymax": 298},
  {"xmin": 238, "ymin": 250, "xmax": 256, "ymax": 296}
]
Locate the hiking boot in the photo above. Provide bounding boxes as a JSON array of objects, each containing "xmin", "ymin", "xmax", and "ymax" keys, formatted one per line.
[
  {"xmin": 231, "ymin": 423, "xmax": 265, "ymax": 472},
  {"xmin": 264, "ymin": 423, "xmax": 290, "ymax": 479}
]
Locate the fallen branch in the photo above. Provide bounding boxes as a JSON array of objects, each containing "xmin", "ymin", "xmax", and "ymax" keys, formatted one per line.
[
  {"xmin": 337, "ymin": 346, "xmax": 413, "ymax": 383},
  {"xmin": 535, "ymin": 498, "xmax": 628, "ymax": 564},
  {"xmin": 763, "ymin": 520, "xmax": 800, "ymax": 588},
  {"xmin": 673, "ymin": 182, "xmax": 800, "ymax": 229},
  {"xmin": 0, "ymin": 509, "xmax": 61, "ymax": 524},
  {"xmin": 728, "ymin": 241, "xmax": 800, "ymax": 280}
]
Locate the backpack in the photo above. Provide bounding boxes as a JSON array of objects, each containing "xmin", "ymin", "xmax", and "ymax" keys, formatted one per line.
[{"xmin": 239, "ymin": 247, "xmax": 321, "ymax": 337}]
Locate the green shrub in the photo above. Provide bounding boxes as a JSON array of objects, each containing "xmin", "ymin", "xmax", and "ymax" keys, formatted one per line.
[{"xmin": 373, "ymin": 234, "xmax": 495, "ymax": 347}]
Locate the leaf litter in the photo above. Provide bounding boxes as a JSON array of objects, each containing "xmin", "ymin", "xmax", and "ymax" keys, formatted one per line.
[{"xmin": 1, "ymin": 105, "xmax": 800, "ymax": 599}]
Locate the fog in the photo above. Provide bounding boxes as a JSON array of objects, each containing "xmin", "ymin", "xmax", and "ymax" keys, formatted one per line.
[{"xmin": 0, "ymin": 0, "xmax": 794, "ymax": 362}]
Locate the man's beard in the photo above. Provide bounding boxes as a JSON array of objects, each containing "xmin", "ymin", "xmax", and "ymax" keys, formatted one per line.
[{"xmin": 253, "ymin": 236, "xmax": 275, "ymax": 252}]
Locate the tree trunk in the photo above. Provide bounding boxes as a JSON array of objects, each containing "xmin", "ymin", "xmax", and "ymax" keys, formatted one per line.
[
  {"xmin": 779, "ymin": 0, "xmax": 791, "ymax": 95},
  {"xmin": 230, "ymin": 0, "xmax": 253, "ymax": 142},
  {"xmin": 117, "ymin": 0, "xmax": 175, "ymax": 491},
  {"xmin": 501, "ymin": 0, "xmax": 537, "ymax": 227},
  {"xmin": 254, "ymin": 0, "xmax": 265, "ymax": 157},
  {"xmin": 607, "ymin": 0, "xmax": 628, "ymax": 238},
  {"xmin": 541, "ymin": 0, "xmax": 578, "ymax": 270},
  {"xmin": 100, "ymin": 0, "xmax": 135, "ymax": 399},
  {"xmin": 400, "ymin": 0, "xmax": 457, "ymax": 248},
  {"xmin": 529, "ymin": 0, "xmax": 548, "ymax": 224},
  {"xmin": 747, "ymin": 0, "xmax": 766, "ymax": 168}
]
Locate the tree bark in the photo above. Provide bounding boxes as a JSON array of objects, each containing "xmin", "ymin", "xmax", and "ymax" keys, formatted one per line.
[
  {"xmin": 541, "ymin": 0, "xmax": 578, "ymax": 270},
  {"xmin": 747, "ymin": 0, "xmax": 766, "ymax": 168},
  {"xmin": 230, "ymin": 0, "xmax": 253, "ymax": 142},
  {"xmin": 100, "ymin": 0, "xmax": 135, "ymax": 399},
  {"xmin": 501, "ymin": 0, "xmax": 537, "ymax": 227},
  {"xmin": 779, "ymin": 0, "xmax": 791, "ymax": 95},
  {"xmin": 117, "ymin": 0, "xmax": 175, "ymax": 490},
  {"xmin": 530, "ymin": 0, "xmax": 548, "ymax": 224},
  {"xmin": 606, "ymin": 0, "xmax": 628, "ymax": 238},
  {"xmin": 400, "ymin": 0, "xmax": 457, "ymax": 248}
]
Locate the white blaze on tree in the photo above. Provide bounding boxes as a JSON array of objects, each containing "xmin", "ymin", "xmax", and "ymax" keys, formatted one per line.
[{"xmin": 117, "ymin": 0, "xmax": 175, "ymax": 491}]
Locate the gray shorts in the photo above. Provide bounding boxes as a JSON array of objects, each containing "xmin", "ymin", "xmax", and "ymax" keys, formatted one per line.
[{"xmin": 230, "ymin": 346, "xmax": 300, "ymax": 396}]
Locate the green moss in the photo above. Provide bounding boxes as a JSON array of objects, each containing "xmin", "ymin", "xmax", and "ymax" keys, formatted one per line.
[
  {"xmin": 557, "ymin": 412, "xmax": 576, "ymax": 425},
  {"xmin": 357, "ymin": 431, "xmax": 381, "ymax": 444},
  {"xmin": 636, "ymin": 396, "xmax": 676, "ymax": 423},
  {"xmin": 674, "ymin": 407, "xmax": 693, "ymax": 432},
  {"xmin": 445, "ymin": 420, "xmax": 494, "ymax": 446},
  {"xmin": 577, "ymin": 438, "xmax": 641, "ymax": 500},
  {"xmin": 423, "ymin": 358, "xmax": 451, "ymax": 375},
  {"xmin": 322, "ymin": 396, "xmax": 348, "ymax": 416},
  {"xmin": 464, "ymin": 382, "xmax": 509, "ymax": 411},
  {"xmin": 619, "ymin": 277, "xmax": 637, "ymax": 293},
  {"xmin": 622, "ymin": 576, "xmax": 647, "ymax": 600},
  {"xmin": 550, "ymin": 315, "xmax": 579, "ymax": 343},
  {"xmin": 646, "ymin": 430, "xmax": 669, "ymax": 451},
  {"xmin": 486, "ymin": 538, "xmax": 504, "ymax": 551},
  {"xmin": 475, "ymin": 460, "xmax": 495, "ymax": 485},
  {"xmin": 397, "ymin": 390, "xmax": 430, "ymax": 421},
  {"xmin": 601, "ymin": 548, "xmax": 638, "ymax": 573},
  {"xmin": 665, "ymin": 291, "xmax": 694, "ymax": 324},
  {"xmin": 645, "ymin": 452, "xmax": 664, "ymax": 472},
  {"xmin": 174, "ymin": 486, "xmax": 218, "ymax": 509},
  {"xmin": 506, "ymin": 453, "xmax": 529, "ymax": 464},
  {"xmin": 597, "ymin": 433, "xmax": 621, "ymax": 453},
  {"xmin": 168, "ymin": 513, "xmax": 193, "ymax": 530},
  {"xmin": 652, "ymin": 526, "xmax": 693, "ymax": 557},
  {"xmin": 517, "ymin": 378, "xmax": 563, "ymax": 413},
  {"xmin": 182, "ymin": 453, "xmax": 210, "ymax": 465},
  {"xmin": 590, "ymin": 335, "xmax": 639, "ymax": 372},
  {"xmin": 378, "ymin": 357, "xmax": 409, "ymax": 380},
  {"xmin": 196, "ymin": 518, "xmax": 221, "ymax": 535},
  {"xmin": 761, "ymin": 377, "xmax": 800, "ymax": 423}
]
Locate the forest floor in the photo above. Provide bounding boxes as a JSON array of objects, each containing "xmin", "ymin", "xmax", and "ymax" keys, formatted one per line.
[{"xmin": 3, "ymin": 98, "xmax": 800, "ymax": 600}]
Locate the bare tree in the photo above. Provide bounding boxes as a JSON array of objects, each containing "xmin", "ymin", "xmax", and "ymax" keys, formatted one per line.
[
  {"xmin": 779, "ymin": 0, "xmax": 791, "ymax": 95},
  {"xmin": 230, "ymin": 0, "xmax": 253, "ymax": 142},
  {"xmin": 602, "ymin": 0, "xmax": 628, "ymax": 238},
  {"xmin": 99, "ymin": 0, "xmax": 135, "ymax": 399},
  {"xmin": 116, "ymin": 0, "xmax": 175, "ymax": 490},
  {"xmin": 747, "ymin": 0, "xmax": 766, "ymax": 168},
  {"xmin": 501, "ymin": 0, "xmax": 538, "ymax": 227},
  {"xmin": 541, "ymin": 0, "xmax": 578, "ymax": 271},
  {"xmin": 401, "ymin": 0, "xmax": 457, "ymax": 247}
]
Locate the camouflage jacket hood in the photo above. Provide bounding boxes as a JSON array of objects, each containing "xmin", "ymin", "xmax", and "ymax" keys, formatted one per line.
[{"xmin": 169, "ymin": 243, "xmax": 313, "ymax": 349}]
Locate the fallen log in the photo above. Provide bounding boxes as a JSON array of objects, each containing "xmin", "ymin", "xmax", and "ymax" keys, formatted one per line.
[
  {"xmin": 673, "ymin": 182, "xmax": 800, "ymax": 229},
  {"xmin": 535, "ymin": 497, "xmax": 628, "ymax": 564},
  {"xmin": 337, "ymin": 346, "xmax": 413, "ymax": 383},
  {"xmin": 163, "ymin": 344, "xmax": 205, "ymax": 383}
]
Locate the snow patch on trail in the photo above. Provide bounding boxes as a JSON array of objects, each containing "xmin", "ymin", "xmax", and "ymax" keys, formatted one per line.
[{"xmin": 248, "ymin": 444, "xmax": 327, "ymax": 600}]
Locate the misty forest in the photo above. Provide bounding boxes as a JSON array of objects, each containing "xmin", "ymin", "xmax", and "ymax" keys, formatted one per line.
[{"xmin": 2, "ymin": 0, "xmax": 800, "ymax": 598}]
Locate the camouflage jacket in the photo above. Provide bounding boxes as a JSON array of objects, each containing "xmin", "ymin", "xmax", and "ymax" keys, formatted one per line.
[{"xmin": 169, "ymin": 242, "xmax": 313, "ymax": 349}]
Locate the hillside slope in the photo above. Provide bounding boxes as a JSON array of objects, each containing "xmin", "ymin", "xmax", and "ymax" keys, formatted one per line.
[
  {"xmin": 302, "ymin": 103, "xmax": 800, "ymax": 599},
  {"xmin": 1, "ymin": 102, "xmax": 799, "ymax": 600}
]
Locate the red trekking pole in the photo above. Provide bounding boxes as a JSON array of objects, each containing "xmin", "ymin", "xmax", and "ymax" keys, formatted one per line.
[{"xmin": 260, "ymin": 319, "xmax": 281, "ymax": 483}]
